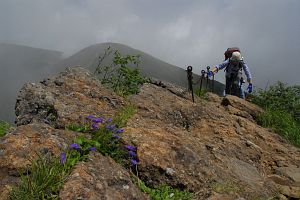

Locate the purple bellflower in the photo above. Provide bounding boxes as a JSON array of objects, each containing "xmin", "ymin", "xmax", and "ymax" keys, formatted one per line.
[
  {"xmin": 86, "ymin": 115, "xmax": 95, "ymax": 120},
  {"xmin": 70, "ymin": 143, "xmax": 81, "ymax": 150},
  {"xmin": 105, "ymin": 124, "xmax": 116, "ymax": 131},
  {"xmin": 88, "ymin": 147, "xmax": 97, "ymax": 151},
  {"xmin": 116, "ymin": 129, "xmax": 124, "ymax": 134},
  {"xmin": 125, "ymin": 145, "xmax": 137, "ymax": 152},
  {"xmin": 129, "ymin": 151, "xmax": 137, "ymax": 158},
  {"xmin": 112, "ymin": 134, "xmax": 120, "ymax": 139},
  {"xmin": 60, "ymin": 152, "xmax": 66, "ymax": 165},
  {"xmin": 92, "ymin": 117, "xmax": 103, "ymax": 123},
  {"xmin": 91, "ymin": 123, "xmax": 99, "ymax": 130},
  {"xmin": 130, "ymin": 159, "xmax": 139, "ymax": 166}
]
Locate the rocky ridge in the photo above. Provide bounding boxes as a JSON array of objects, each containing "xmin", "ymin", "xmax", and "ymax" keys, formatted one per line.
[{"xmin": 0, "ymin": 67, "xmax": 299, "ymax": 199}]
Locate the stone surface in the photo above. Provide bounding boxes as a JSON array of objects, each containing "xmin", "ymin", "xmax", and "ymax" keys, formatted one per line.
[
  {"xmin": 124, "ymin": 83, "xmax": 300, "ymax": 199},
  {"xmin": 15, "ymin": 67, "xmax": 126, "ymax": 128},
  {"xmin": 221, "ymin": 94, "xmax": 264, "ymax": 120},
  {"xmin": 59, "ymin": 152, "xmax": 149, "ymax": 200}
]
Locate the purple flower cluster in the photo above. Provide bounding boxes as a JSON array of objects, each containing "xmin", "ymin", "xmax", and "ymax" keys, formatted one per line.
[
  {"xmin": 86, "ymin": 115, "xmax": 104, "ymax": 130},
  {"xmin": 86, "ymin": 115, "xmax": 124, "ymax": 136},
  {"xmin": 125, "ymin": 145, "xmax": 139, "ymax": 166},
  {"xmin": 105, "ymin": 124, "xmax": 116, "ymax": 131},
  {"xmin": 70, "ymin": 143, "xmax": 81, "ymax": 150}
]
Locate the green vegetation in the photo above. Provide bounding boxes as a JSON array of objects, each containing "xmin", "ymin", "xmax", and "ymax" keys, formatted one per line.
[
  {"xmin": 94, "ymin": 47, "xmax": 150, "ymax": 96},
  {"xmin": 10, "ymin": 150, "xmax": 83, "ymax": 200},
  {"xmin": 0, "ymin": 120, "xmax": 10, "ymax": 137},
  {"xmin": 252, "ymin": 82, "xmax": 300, "ymax": 147},
  {"xmin": 194, "ymin": 88, "xmax": 209, "ymax": 100},
  {"xmin": 112, "ymin": 104, "xmax": 136, "ymax": 127},
  {"xmin": 252, "ymin": 82, "xmax": 300, "ymax": 122},
  {"xmin": 256, "ymin": 109, "xmax": 300, "ymax": 146},
  {"xmin": 137, "ymin": 179, "xmax": 193, "ymax": 200},
  {"xmin": 66, "ymin": 105, "xmax": 137, "ymax": 165}
]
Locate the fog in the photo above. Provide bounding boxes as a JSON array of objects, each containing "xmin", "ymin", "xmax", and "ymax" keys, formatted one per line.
[{"xmin": 0, "ymin": 1, "xmax": 299, "ymax": 114}]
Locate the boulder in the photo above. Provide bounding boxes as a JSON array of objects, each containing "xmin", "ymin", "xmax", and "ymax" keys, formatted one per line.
[
  {"xmin": 59, "ymin": 152, "xmax": 149, "ymax": 200},
  {"xmin": 15, "ymin": 67, "xmax": 126, "ymax": 128}
]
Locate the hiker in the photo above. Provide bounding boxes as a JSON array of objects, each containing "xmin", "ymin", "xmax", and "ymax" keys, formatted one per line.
[{"xmin": 208, "ymin": 50, "xmax": 252, "ymax": 98}]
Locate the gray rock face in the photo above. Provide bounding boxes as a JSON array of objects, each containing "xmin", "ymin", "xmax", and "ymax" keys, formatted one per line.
[
  {"xmin": 59, "ymin": 152, "xmax": 149, "ymax": 200},
  {"xmin": 15, "ymin": 67, "xmax": 126, "ymax": 128}
]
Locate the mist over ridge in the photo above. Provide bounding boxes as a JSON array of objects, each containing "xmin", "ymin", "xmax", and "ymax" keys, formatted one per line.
[{"xmin": 0, "ymin": 42, "xmax": 224, "ymax": 123}]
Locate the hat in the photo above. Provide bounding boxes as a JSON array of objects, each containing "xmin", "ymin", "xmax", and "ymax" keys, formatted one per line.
[{"xmin": 230, "ymin": 51, "xmax": 242, "ymax": 62}]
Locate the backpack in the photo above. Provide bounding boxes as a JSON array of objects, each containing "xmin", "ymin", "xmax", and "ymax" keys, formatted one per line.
[
  {"xmin": 224, "ymin": 47, "xmax": 243, "ymax": 72},
  {"xmin": 224, "ymin": 47, "xmax": 240, "ymax": 61}
]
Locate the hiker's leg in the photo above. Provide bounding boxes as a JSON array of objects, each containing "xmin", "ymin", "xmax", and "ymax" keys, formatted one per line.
[
  {"xmin": 240, "ymin": 86, "xmax": 245, "ymax": 99},
  {"xmin": 231, "ymin": 83, "xmax": 240, "ymax": 97},
  {"xmin": 231, "ymin": 75, "xmax": 242, "ymax": 98},
  {"xmin": 225, "ymin": 77, "xmax": 232, "ymax": 95}
]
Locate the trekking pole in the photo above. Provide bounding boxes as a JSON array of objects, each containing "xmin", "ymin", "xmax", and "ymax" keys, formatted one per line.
[
  {"xmin": 187, "ymin": 66, "xmax": 194, "ymax": 102},
  {"xmin": 199, "ymin": 69, "xmax": 206, "ymax": 95},
  {"xmin": 212, "ymin": 72, "xmax": 215, "ymax": 93},
  {"xmin": 206, "ymin": 66, "xmax": 210, "ymax": 90}
]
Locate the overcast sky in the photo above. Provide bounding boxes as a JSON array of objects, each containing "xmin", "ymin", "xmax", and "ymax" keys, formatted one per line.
[{"xmin": 0, "ymin": 0, "xmax": 299, "ymax": 88}]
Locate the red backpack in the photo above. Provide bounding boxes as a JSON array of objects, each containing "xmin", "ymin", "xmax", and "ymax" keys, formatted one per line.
[{"xmin": 224, "ymin": 47, "xmax": 240, "ymax": 61}]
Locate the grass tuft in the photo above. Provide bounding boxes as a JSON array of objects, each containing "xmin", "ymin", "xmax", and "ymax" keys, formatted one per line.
[
  {"xmin": 211, "ymin": 181, "xmax": 242, "ymax": 194},
  {"xmin": 0, "ymin": 120, "xmax": 11, "ymax": 137},
  {"xmin": 10, "ymin": 153, "xmax": 68, "ymax": 200}
]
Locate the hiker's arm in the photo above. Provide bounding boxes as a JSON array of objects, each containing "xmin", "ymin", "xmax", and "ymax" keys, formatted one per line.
[
  {"xmin": 212, "ymin": 60, "xmax": 229, "ymax": 73},
  {"xmin": 242, "ymin": 63, "xmax": 252, "ymax": 83}
]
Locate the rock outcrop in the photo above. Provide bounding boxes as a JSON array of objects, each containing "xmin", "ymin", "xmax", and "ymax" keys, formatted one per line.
[{"xmin": 1, "ymin": 67, "xmax": 300, "ymax": 199}]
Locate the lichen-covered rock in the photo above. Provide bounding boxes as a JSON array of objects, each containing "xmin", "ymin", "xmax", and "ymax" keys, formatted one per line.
[
  {"xmin": 221, "ymin": 94, "xmax": 264, "ymax": 120},
  {"xmin": 15, "ymin": 67, "xmax": 126, "ymax": 128},
  {"xmin": 59, "ymin": 152, "xmax": 149, "ymax": 200},
  {"xmin": 124, "ymin": 83, "xmax": 300, "ymax": 199}
]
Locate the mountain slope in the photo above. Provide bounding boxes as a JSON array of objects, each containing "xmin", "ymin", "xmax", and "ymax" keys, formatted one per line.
[
  {"xmin": 0, "ymin": 43, "xmax": 63, "ymax": 123},
  {"xmin": 56, "ymin": 42, "xmax": 224, "ymax": 93}
]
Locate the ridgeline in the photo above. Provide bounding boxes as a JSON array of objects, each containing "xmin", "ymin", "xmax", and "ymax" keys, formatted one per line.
[{"xmin": 0, "ymin": 67, "xmax": 299, "ymax": 199}]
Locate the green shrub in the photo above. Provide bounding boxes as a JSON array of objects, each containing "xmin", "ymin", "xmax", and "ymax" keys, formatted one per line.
[
  {"xmin": 94, "ymin": 47, "xmax": 149, "ymax": 96},
  {"xmin": 257, "ymin": 108, "xmax": 300, "ymax": 147},
  {"xmin": 252, "ymin": 82, "xmax": 300, "ymax": 123},
  {"xmin": 252, "ymin": 82, "xmax": 300, "ymax": 147},
  {"xmin": 0, "ymin": 120, "xmax": 10, "ymax": 137}
]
